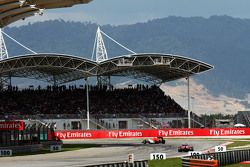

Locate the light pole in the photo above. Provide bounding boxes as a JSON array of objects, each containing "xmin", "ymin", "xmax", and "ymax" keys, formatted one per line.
[
  {"xmin": 187, "ymin": 76, "xmax": 191, "ymax": 128},
  {"xmin": 85, "ymin": 77, "xmax": 90, "ymax": 130},
  {"xmin": 191, "ymin": 96, "xmax": 195, "ymax": 128}
]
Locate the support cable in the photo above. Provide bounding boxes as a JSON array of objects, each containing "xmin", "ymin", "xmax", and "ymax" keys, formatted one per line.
[
  {"xmin": 2, "ymin": 31, "xmax": 37, "ymax": 54},
  {"xmin": 91, "ymin": 31, "xmax": 97, "ymax": 61},
  {"xmin": 99, "ymin": 29, "xmax": 136, "ymax": 54}
]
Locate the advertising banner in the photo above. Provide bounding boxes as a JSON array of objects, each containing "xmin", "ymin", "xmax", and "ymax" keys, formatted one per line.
[
  {"xmin": 55, "ymin": 128, "xmax": 250, "ymax": 140},
  {"xmin": 0, "ymin": 121, "xmax": 24, "ymax": 131}
]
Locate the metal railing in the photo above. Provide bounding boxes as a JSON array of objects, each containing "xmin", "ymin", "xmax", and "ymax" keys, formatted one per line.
[
  {"xmin": 133, "ymin": 115, "xmax": 158, "ymax": 129},
  {"xmin": 81, "ymin": 160, "xmax": 148, "ymax": 167},
  {"xmin": 0, "ymin": 113, "xmax": 189, "ymax": 120}
]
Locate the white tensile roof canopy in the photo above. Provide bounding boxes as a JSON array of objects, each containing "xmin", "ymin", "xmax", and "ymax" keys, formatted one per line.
[{"xmin": 0, "ymin": 53, "xmax": 213, "ymax": 85}]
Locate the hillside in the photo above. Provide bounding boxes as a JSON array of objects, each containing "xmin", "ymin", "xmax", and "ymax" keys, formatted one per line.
[{"xmin": 3, "ymin": 15, "xmax": 250, "ymax": 102}]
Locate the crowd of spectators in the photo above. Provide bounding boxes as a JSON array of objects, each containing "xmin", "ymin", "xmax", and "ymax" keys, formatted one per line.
[{"xmin": 0, "ymin": 84, "xmax": 186, "ymax": 120}]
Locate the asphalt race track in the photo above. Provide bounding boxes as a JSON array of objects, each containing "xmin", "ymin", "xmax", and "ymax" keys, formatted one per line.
[{"xmin": 0, "ymin": 139, "xmax": 225, "ymax": 167}]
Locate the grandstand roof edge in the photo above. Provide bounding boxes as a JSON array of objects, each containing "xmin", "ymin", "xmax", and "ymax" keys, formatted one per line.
[
  {"xmin": 6, "ymin": 52, "xmax": 213, "ymax": 69},
  {"xmin": 6, "ymin": 53, "xmax": 95, "ymax": 64},
  {"xmin": 101, "ymin": 53, "xmax": 214, "ymax": 69},
  {"xmin": 0, "ymin": 52, "xmax": 213, "ymax": 84}
]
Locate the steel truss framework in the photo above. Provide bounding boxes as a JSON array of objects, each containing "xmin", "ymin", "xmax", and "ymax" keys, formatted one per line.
[
  {"xmin": 0, "ymin": 0, "xmax": 92, "ymax": 28},
  {"xmin": 0, "ymin": 53, "xmax": 213, "ymax": 85}
]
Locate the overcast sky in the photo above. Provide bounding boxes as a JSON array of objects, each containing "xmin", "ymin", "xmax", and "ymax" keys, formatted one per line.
[{"xmin": 12, "ymin": 0, "xmax": 250, "ymax": 26}]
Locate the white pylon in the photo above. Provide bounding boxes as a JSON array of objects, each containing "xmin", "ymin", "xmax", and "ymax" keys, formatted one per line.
[
  {"xmin": 0, "ymin": 28, "xmax": 8, "ymax": 60},
  {"xmin": 95, "ymin": 27, "xmax": 108, "ymax": 63},
  {"xmin": 91, "ymin": 26, "xmax": 136, "ymax": 63}
]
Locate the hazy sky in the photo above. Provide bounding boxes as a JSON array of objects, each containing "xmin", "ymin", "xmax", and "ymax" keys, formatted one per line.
[{"xmin": 13, "ymin": 0, "xmax": 250, "ymax": 26}]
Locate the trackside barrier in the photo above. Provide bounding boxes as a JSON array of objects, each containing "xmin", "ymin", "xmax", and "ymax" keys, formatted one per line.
[
  {"xmin": 55, "ymin": 128, "xmax": 250, "ymax": 140},
  {"xmin": 182, "ymin": 148, "xmax": 250, "ymax": 166},
  {"xmin": 82, "ymin": 160, "xmax": 148, "ymax": 167},
  {"xmin": 0, "ymin": 144, "xmax": 43, "ymax": 154},
  {"xmin": 182, "ymin": 158, "xmax": 218, "ymax": 167}
]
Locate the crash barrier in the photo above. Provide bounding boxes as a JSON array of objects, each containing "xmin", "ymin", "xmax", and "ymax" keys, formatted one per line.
[
  {"xmin": 182, "ymin": 158, "xmax": 218, "ymax": 167},
  {"xmin": 182, "ymin": 148, "xmax": 250, "ymax": 166},
  {"xmin": 0, "ymin": 140, "xmax": 62, "ymax": 154},
  {"xmin": 82, "ymin": 160, "xmax": 148, "ymax": 167},
  {"xmin": 55, "ymin": 128, "xmax": 250, "ymax": 140},
  {"xmin": 0, "ymin": 144, "xmax": 43, "ymax": 154},
  {"xmin": 42, "ymin": 140, "xmax": 63, "ymax": 147}
]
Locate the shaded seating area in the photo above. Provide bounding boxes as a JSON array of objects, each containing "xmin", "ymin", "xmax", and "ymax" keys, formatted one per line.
[{"xmin": 0, "ymin": 85, "xmax": 186, "ymax": 120}]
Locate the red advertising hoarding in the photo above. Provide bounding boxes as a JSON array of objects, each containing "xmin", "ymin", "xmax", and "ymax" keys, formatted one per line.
[
  {"xmin": 55, "ymin": 128, "xmax": 250, "ymax": 140},
  {"xmin": 0, "ymin": 121, "xmax": 24, "ymax": 131}
]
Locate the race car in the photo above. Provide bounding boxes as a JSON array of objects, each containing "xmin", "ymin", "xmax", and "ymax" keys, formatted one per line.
[
  {"xmin": 142, "ymin": 137, "xmax": 165, "ymax": 144},
  {"xmin": 178, "ymin": 144, "xmax": 194, "ymax": 152}
]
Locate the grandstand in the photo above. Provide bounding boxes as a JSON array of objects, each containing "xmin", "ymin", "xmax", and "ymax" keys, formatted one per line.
[
  {"xmin": 0, "ymin": 53, "xmax": 212, "ymax": 127},
  {"xmin": 0, "ymin": 4, "xmax": 213, "ymax": 147},
  {"xmin": 0, "ymin": 84, "xmax": 194, "ymax": 129},
  {"xmin": 1, "ymin": 84, "xmax": 209, "ymax": 130},
  {"xmin": 0, "ymin": 29, "xmax": 213, "ymax": 148},
  {"xmin": 0, "ymin": 52, "xmax": 212, "ymax": 149}
]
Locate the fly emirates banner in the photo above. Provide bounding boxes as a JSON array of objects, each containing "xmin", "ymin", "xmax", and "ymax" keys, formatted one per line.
[{"xmin": 55, "ymin": 128, "xmax": 249, "ymax": 139}]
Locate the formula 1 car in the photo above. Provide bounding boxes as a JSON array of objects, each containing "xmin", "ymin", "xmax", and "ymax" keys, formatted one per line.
[
  {"xmin": 142, "ymin": 137, "xmax": 165, "ymax": 144},
  {"xmin": 178, "ymin": 144, "xmax": 194, "ymax": 152}
]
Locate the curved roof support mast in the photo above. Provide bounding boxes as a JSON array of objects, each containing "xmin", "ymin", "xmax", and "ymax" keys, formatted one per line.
[
  {"xmin": 0, "ymin": 28, "xmax": 9, "ymax": 90},
  {"xmin": 93, "ymin": 27, "xmax": 108, "ymax": 63},
  {"xmin": 0, "ymin": 28, "xmax": 8, "ymax": 60},
  {"xmin": 91, "ymin": 26, "xmax": 136, "ymax": 88},
  {"xmin": 92, "ymin": 27, "xmax": 110, "ymax": 88}
]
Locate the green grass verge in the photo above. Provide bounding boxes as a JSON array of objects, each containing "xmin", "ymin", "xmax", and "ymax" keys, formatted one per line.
[
  {"xmin": 227, "ymin": 140, "xmax": 250, "ymax": 149},
  {"xmin": 13, "ymin": 144, "xmax": 101, "ymax": 156},
  {"xmin": 149, "ymin": 157, "xmax": 181, "ymax": 167},
  {"xmin": 148, "ymin": 157, "xmax": 250, "ymax": 167},
  {"xmin": 223, "ymin": 163, "xmax": 250, "ymax": 167}
]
